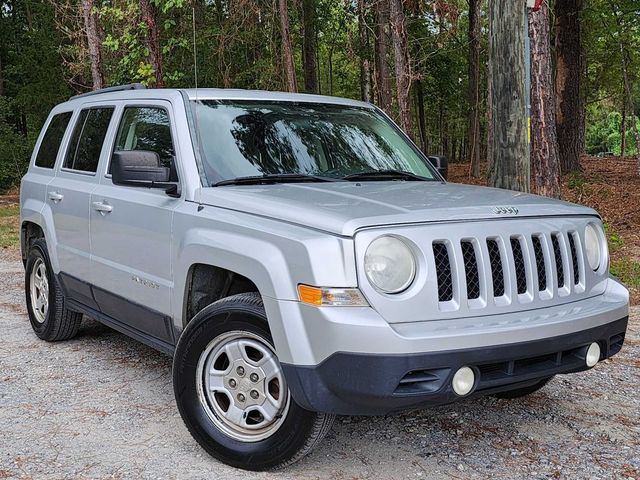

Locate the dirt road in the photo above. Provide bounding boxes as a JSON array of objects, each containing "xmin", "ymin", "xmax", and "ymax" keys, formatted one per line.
[{"xmin": 1, "ymin": 249, "xmax": 638, "ymax": 479}]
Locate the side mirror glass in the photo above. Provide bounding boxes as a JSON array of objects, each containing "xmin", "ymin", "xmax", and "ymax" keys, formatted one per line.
[
  {"xmin": 112, "ymin": 150, "xmax": 171, "ymax": 187},
  {"xmin": 428, "ymin": 155, "xmax": 448, "ymax": 180}
]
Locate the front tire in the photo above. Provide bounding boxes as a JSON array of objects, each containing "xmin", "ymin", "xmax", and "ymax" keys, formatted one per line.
[
  {"xmin": 25, "ymin": 239, "xmax": 82, "ymax": 341},
  {"xmin": 173, "ymin": 292, "xmax": 334, "ymax": 471}
]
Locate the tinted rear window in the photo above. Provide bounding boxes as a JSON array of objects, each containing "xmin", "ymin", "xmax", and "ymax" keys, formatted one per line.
[
  {"xmin": 34, "ymin": 112, "xmax": 73, "ymax": 169},
  {"xmin": 64, "ymin": 107, "xmax": 114, "ymax": 173}
]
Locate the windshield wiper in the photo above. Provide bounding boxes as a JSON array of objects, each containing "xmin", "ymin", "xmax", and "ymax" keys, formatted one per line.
[
  {"xmin": 342, "ymin": 169, "xmax": 430, "ymax": 182},
  {"xmin": 213, "ymin": 173, "xmax": 342, "ymax": 187}
]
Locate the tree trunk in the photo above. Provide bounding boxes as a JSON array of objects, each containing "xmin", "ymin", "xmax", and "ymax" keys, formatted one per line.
[
  {"xmin": 529, "ymin": 2, "xmax": 561, "ymax": 199},
  {"xmin": 278, "ymin": 0, "xmax": 297, "ymax": 93},
  {"xmin": 487, "ymin": 58, "xmax": 493, "ymax": 172},
  {"xmin": 301, "ymin": 0, "xmax": 318, "ymax": 93},
  {"xmin": 140, "ymin": 0, "xmax": 164, "ymax": 87},
  {"xmin": 358, "ymin": 0, "xmax": 373, "ymax": 102},
  {"xmin": 81, "ymin": 0, "xmax": 105, "ymax": 90},
  {"xmin": 374, "ymin": 0, "xmax": 392, "ymax": 113},
  {"xmin": 610, "ymin": 1, "xmax": 640, "ymax": 173},
  {"xmin": 389, "ymin": 0, "xmax": 413, "ymax": 137},
  {"xmin": 621, "ymin": 95, "xmax": 626, "ymax": 157},
  {"xmin": 0, "ymin": 52, "xmax": 4, "ymax": 97},
  {"xmin": 328, "ymin": 47, "xmax": 334, "ymax": 95},
  {"xmin": 415, "ymin": 78, "xmax": 428, "ymax": 152},
  {"xmin": 467, "ymin": 0, "xmax": 481, "ymax": 177},
  {"xmin": 554, "ymin": 0, "xmax": 584, "ymax": 173},
  {"xmin": 621, "ymin": 55, "xmax": 640, "ymax": 173},
  {"xmin": 488, "ymin": 0, "xmax": 529, "ymax": 192}
]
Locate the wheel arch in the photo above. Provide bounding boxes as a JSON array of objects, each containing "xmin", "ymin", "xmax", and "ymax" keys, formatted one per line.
[{"xmin": 182, "ymin": 263, "xmax": 261, "ymax": 328}]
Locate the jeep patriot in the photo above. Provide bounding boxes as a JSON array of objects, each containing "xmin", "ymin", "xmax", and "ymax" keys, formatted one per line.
[{"xmin": 20, "ymin": 84, "xmax": 629, "ymax": 470}]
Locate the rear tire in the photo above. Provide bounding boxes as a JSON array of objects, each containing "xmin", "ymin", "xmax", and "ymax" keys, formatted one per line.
[
  {"xmin": 24, "ymin": 239, "xmax": 82, "ymax": 341},
  {"xmin": 493, "ymin": 376, "xmax": 554, "ymax": 399},
  {"xmin": 173, "ymin": 292, "xmax": 334, "ymax": 471}
]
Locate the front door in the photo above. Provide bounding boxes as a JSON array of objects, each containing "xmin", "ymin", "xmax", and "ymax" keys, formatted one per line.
[{"xmin": 89, "ymin": 101, "xmax": 181, "ymax": 345}]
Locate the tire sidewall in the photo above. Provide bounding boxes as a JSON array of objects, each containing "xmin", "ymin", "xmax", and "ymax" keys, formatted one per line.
[
  {"xmin": 25, "ymin": 240, "xmax": 57, "ymax": 338},
  {"xmin": 173, "ymin": 298, "xmax": 318, "ymax": 470}
]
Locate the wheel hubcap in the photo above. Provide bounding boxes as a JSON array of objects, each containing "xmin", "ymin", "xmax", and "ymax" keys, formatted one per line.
[
  {"xmin": 196, "ymin": 331, "xmax": 290, "ymax": 442},
  {"xmin": 30, "ymin": 258, "xmax": 49, "ymax": 324}
]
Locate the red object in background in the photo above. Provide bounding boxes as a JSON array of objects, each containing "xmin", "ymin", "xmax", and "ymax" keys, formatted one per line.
[{"xmin": 533, "ymin": 0, "xmax": 543, "ymax": 11}]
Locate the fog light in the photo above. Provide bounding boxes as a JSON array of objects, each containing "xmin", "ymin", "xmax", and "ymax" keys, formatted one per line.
[
  {"xmin": 585, "ymin": 342, "xmax": 601, "ymax": 367},
  {"xmin": 452, "ymin": 366, "xmax": 475, "ymax": 396}
]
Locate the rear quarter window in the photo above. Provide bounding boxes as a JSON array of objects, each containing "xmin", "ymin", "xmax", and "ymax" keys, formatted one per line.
[
  {"xmin": 34, "ymin": 112, "xmax": 73, "ymax": 169},
  {"xmin": 63, "ymin": 107, "xmax": 114, "ymax": 173}
]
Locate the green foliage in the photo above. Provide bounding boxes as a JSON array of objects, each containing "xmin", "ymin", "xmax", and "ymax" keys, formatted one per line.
[
  {"xmin": 0, "ymin": 0, "xmax": 70, "ymax": 192},
  {"xmin": 585, "ymin": 104, "xmax": 640, "ymax": 155},
  {"xmin": 610, "ymin": 258, "xmax": 640, "ymax": 289},
  {"xmin": 0, "ymin": 205, "xmax": 20, "ymax": 248},
  {"xmin": 604, "ymin": 223, "xmax": 625, "ymax": 252}
]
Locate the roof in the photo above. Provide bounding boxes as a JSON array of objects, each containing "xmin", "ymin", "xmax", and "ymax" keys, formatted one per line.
[
  {"xmin": 62, "ymin": 85, "xmax": 373, "ymax": 109},
  {"xmin": 181, "ymin": 88, "xmax": 373, "ymax": 108}
]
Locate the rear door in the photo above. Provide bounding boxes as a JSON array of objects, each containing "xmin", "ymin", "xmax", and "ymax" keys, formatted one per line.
[
  {"xmin": 48, "ymin": 105, "xmax": 116, "ymax": 308},
  {"xmin": 21, "ymin": 110, "xmax": 74, "ymax": 241},
  {"xmin": 89, "ymin": 101, "xmax": 182, "ymax": 345}
]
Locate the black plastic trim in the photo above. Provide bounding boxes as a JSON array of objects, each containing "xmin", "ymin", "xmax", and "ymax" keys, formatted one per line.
[
  {"xmin": 282, "ymin": 316, "xmax": 628, "ymax": 416},
  {"xmin": 58, "ymin": 272, "xmax": 175, "ymax": 355}
]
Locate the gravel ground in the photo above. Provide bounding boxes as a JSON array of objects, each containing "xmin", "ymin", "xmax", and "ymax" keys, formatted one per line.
[{"xmin": 0, "ymin": 248, "xmax": 638, "ymax": 479}]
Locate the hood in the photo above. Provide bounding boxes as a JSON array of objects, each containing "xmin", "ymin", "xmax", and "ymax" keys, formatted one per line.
[{"xmin": 198, "ymin": 181, "xmax": 597, "ymax": 236}]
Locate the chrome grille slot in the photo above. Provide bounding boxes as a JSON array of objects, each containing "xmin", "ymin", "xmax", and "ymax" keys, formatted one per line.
[
  {"xmin": 551, "ymin": 233, "xmax": 565, "ymax": 288},
  {"xmin": 486, "ymin": 239, "xmax": 505, "ymax": 297},
  {"xmin": 568, "ymin": 232, "xmax": 580, "ymax": 285},
  {"xmin": 461, "ymin": 241, "xmax": 480, "ymax": 300},
  {"xmin": 433, "ymin": 242, "xmax": 453, "ymax": 302},
  {"xmin": 531, "ymin": 235, "xmax": 547, "ymax": 292},
  {"xmin": 510, "ymin": 237, "xmax": 528, "ymax": 295}
]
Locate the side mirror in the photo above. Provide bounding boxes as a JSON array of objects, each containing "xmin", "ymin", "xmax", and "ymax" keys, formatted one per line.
[
  {"xmin": 428, "ymin": 155, "xmax": 448, "ymax": 180},
  {"xmin": 112, "ymin": 150, "xmax": 170, "ymax": 186}
]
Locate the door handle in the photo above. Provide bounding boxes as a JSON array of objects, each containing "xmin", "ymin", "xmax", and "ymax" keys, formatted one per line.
[
  {"xmin": 92, "ymin": 201, "xmax": 113, "ymax": 215},
  {"xmin": 48, "ymin": 191, "xmax": 64, "ymax": 203}
]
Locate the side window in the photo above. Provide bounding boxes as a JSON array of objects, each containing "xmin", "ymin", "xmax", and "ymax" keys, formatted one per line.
[
  {"xmin": 34, "ymin": 112, "xmax": 73, "ymax": 168},
  {"xmin": 63, "ymin": 107, "xmax": 114, "ymax": 173},
  {"xmin": 111, "ymin": 107, "xmax": 176, "ymax": 178}
]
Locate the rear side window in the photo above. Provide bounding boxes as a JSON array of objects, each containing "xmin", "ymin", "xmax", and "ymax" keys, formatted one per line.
[
  {"xmin": 64, "ymin": 107, "xmax": 114, "ymax": 173},
  {"xmin": 111, "ymin": 106, "xmax": 175, "ymax": 172},
  {"xmin": 34, "ymin": 112, "xmax": 73, "ymax": 168}
]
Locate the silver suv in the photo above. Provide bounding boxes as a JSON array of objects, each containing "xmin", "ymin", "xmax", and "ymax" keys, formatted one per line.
[{"xmin": 20, "ymin": 84, "xmax": 629, "ymax": 470}]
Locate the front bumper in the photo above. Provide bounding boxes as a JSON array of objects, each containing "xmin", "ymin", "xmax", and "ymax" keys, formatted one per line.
[
  {"xmin": 267, "ymin": 278, "xmax": 629, "ymax": 415},
  {"xmin": 282, "ymin": 316, "xmax": 627, "ymax": 415}
]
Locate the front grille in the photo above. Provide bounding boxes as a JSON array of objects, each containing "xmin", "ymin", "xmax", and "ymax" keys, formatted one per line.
[
  {"xmin": 487, "ymin": 239, "xmax": 505, "ymax": 296},
  {"xmin": 532, "ymin": 236, "xmax": 547, "ymax": 291},
  {"xmin": 427, "ymin": 226, "xmax": 586, "ymax": 309},
  {"xmin": 433, "ymin": 242, "xmax": 453, "ymax": 301},
  {"xmin": 551, "ymin": 234, "xmax": 565, "ymax": 288},
  {"xmin": 511, "ymin": 237, "xmax": 528, "ymax": 294},
  {"xmin": 461, "ymin": 241, "xmax": 480, "ymax": 299},
  {"xmin": 568, "ymin": 233, "xmax": 580, "ymax": 285}
]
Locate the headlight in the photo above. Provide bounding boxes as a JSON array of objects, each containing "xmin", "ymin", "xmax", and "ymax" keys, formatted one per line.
[
  {"xmin": 364, "ymin": 236, "xmax": 416, "ymax": 293},
  {"xmin": 584, "ymin": 223, "xmax": 603, "ymax": 270}
]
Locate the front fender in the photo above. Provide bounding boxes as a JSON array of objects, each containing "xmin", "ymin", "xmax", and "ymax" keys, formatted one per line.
[{"xmin": 171, "ymin": 203, "xmax": 358, "ymax": 358}]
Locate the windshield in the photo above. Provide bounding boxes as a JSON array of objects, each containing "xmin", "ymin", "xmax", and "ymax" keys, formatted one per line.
[{"xmin": 189, "ymin": 100, "xmax": 438, "ymax": 185}]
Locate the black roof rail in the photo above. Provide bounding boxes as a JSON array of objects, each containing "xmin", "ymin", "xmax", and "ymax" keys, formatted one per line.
[{"xmin": 70, "ymin": 83, "xmax": 146, "ymax": 100}]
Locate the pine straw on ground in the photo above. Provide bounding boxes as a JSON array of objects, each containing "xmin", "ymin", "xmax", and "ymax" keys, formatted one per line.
[{"xmin": 449, "ymin": 155, "xmax": 640, "ymax": 303}]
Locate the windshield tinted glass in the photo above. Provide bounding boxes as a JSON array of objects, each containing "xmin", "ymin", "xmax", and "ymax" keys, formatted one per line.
[{"xmin": 190, "ymin": 100, "xmax": 437, "ymax": 184}]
